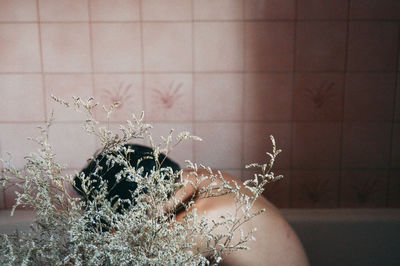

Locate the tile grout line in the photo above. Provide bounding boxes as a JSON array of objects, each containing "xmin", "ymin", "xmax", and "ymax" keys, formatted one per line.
[
  {"xmin": 139, "ymin": 0, "xmax": 146, "ymax": 124},
  {"xmin": 288, "ymin": 0, "xmax": 299, "ymax": 208},
  {"xmin": 240, "ymin": 0, "xmax": 245, "ymax": 180},
  {"xmin": 191, "ymin": 0, "xmax": 196, "ymax": 165},
  {"xmin": 386, "ymin": 20, "xmax": 400, "ymax": 206},
  {"xmin": 338, "ymin": 0, "xmax": 352, "ymax": 208},
  {"xmin": 2, "ymin": 70, "xmax": 399, "ymax": 75},
  {"xmin": 87, "ymin": 0, "xmax": 98, "ymax": 149},
  {"xmin": 35, "ymin": 0, "xmax": 47, "ymax": 123},
  {"xmin": 2, "ymin": 18, "xmax": 400, "ymax": 24}
]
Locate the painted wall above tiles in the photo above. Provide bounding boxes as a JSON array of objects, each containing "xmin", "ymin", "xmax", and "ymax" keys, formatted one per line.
[{"xmin": 0, "ymin": 0, "xmax": 399, "ymax": 209}]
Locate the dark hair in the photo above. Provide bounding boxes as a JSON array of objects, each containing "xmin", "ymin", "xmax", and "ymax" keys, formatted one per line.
[{"xmin": 74, "ymin": 144, "xmax": 180, "ymax": 214}]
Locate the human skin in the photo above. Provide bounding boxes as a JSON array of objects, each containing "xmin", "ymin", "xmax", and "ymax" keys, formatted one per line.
[{"xmin": 175, "ymin": 169, "xmax": 309, "ymax": 266}]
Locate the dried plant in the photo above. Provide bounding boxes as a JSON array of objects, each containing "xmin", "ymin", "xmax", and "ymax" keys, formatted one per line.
[{"xmin": 0, "ymin": 96, "xmax": 282, "ymax": 265}]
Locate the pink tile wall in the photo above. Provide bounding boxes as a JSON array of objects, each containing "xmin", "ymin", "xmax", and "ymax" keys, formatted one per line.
[{"xmin": 0, "ymin": 0, "xmax": 399, "ymax": 209}]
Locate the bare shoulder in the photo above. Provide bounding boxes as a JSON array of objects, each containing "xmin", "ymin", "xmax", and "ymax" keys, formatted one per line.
[{"xmin": 181, "ymin": 170, "xmax": 309, "ymax": 266}]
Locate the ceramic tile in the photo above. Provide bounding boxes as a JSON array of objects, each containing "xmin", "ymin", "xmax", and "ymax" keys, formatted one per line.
[
  {"xmin": 4, "ymin": 177, "xmax": 26, "ymax": 209},
  {"xmin": 292, "ymin": 122, "xmax": 341, "ymax": 169},
  {"xmin": 94, "ymin": 74, "xmax": 143, "ymax": 122},
  {"xmin": 0, "ymin": 24, "xmax": 41, "ymax": 72},
  {"xmin": 143, "ymin": 122, "xmax": 194, "ymax": 168},
  {"xmin": 244, "ymin": 122, "xmax": 291, "ymax": 169},
  {"xmin": 41, "ymin": 23, "xmax": 91, "ymax": 72},
  {"xmin": 194, "ymin": 122, "xmax": 242, "ymax": 169},
  {"xmin": 295, "ymin": 22, "xmax": 346, "ymax": 71},
  {"xmin": 221, "ymin": 169, "xmax": 242, "ymax": 180},
  {"xmin": 244, "ymin": 22, "xmax": 294, "ymax": 71},
  {"xmin": 342, "ymin": 123, "xmax": 392, "ymax": 168},
  {"xmin": 0, "ymin": 0, "xmax": 37, "ymax": 21},
  {"xmin": 49, "ymin": 123, "xmax": 96, "ymax": 169},
  {"xmin": 340, "ymin": 170, "xmax": 387, "ymax": 208},
  {"xmin": 143, "ymin": 22, "xmax": 192, "ymax": 71},
  {"xmin": 297, "ymin": 0, "xmax": 348, "ymax": 19},
  {"xmin": 45, "ymin": 74, "xmax": 93, "ymax": 121},
  {"xmin": 244, "ymin": 73, "xmax": 293, "ymax": 121},
  {"xmin": 243, "ymin": 169, "xmax": 290, "ymax": 208},
  {"xmin": 144, "ymin": 74, "xmax": 192, "ymax": 121},
  {"xmin": 294, "ymin": 73, "xmax": 344, "ymax": 121},
  {"xmin": 92, "ymin": 23, "xmax": 142, "ymax": 72},
  {"xmin": 391, "ymin": 123, "xmax": 400, "ymax": 168},
  {"xmin": 0, "ymin": 75, "xmax": 44, "ymax": 121},
  {"xmin": 194, "ymin": 22, "xmax": 243, "ymax": 71},
  {"xmin": 262, "ymin": 169, "xmax": 290, "ymax": 208},
  {"xmin": 350, "ymin": 0, "xmax": 400, "ymax": 19},
  {"xmin": 90, "ymin": 0, "xmax": 140, "ymax": 21},
  {"xmin": 0, "ymin": 124, "xmax": 45, "ymax": 169},
  {"xmin": 344, "ymin": 73, "xmax": 396, "ymax": 122},
  {"xmin": 195, "ymin": 73, "xmax": 243, "ymax": 121},
  {"xmin": 39, "ymin": 0, "xmax": 88, "ymax": 21},
  {"xmin": 347, "ymin": 22, "xmax": 398, "ymax": 71},
  {"xmin": 291, "ymin": 170, "xmax": 339, "ymax": 208},
  {"xmin": 194, "ymin": 0, "xmax": 243, "ymax": 20},
  {"xmin": 142, "ymin": 0, "xmax": 192, "ymax": 21},
  {"xmin": 388, "ymin": 170, "xmax": 400, "ymax": 207},
  {"xmin": 244, "ymin": 0, "xmax": 295, "ymax": 20}
]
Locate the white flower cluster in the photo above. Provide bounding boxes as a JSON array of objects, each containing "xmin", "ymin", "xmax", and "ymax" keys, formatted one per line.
[{"xmin": 0, "ymin": 96, "xmax": 282, "ymax": 265}]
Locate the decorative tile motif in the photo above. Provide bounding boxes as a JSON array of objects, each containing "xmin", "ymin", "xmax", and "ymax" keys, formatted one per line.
[
  {"xmin": 152, "ymin": 82, "xmax": 183, "ymax": 110},
  {"xmin": 94, "ymin": 74, "xmax": 143, "ymax": 122},
  {"xmin": 340, "ymin": 170, "xmax": 387, "ymax": 208},
  {"xmin": 291, "ymin": 170, "xmax": 339, "ymax": 208},
  {"xmin": 145, "ymin": 74, "xmax": 192, "ymax": 121},
  {"xmin": 294, "ymin": 73, "xmax": 344, "ymax": 121}
]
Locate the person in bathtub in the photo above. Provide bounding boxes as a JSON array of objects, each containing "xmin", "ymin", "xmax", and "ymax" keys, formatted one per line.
[{"xmin": 73, "ymin": 144, "xmax": 309, "ymax": 265}]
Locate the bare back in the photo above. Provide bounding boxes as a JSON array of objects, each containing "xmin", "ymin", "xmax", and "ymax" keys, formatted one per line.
[{"xmin": 176, "ymin": 170, "xmax": 309, "ymax": 266}]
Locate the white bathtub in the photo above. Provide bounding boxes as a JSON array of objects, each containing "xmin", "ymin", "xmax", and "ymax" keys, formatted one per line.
[{"xmin": 1, "ymin": 209, "xmax": 400, "ymax": 265}]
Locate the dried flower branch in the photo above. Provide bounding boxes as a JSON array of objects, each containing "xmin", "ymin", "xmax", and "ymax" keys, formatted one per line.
[{"xmin": 1, "ymin": 96, "xmax": 282, "ymax": 265}]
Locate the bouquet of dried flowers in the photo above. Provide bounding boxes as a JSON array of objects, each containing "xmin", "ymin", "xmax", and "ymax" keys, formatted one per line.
[{"xmin": 0, "ymin": 96, "xmax": 282, "ymax": 265}]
